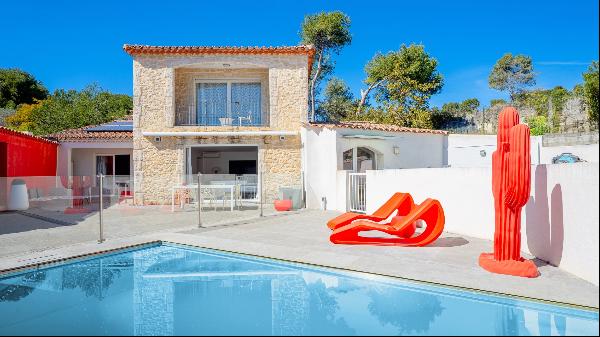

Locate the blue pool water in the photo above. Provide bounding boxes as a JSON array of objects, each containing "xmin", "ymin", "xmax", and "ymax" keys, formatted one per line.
[{"xmin": 0, "ymin": 244, "xmax": 597, "ymax": 336}]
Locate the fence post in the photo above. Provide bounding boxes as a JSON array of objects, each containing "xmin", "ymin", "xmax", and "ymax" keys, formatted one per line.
[
  {"xmin": 259, "ymin": 168, "xmax": 264, "ymax": 217},
  {"xmin": 98, "ymin": 174, "xmax": 105, "ymax": 244},
  {"xmin": 197, "ymin": 173, "xmax": 203, "ymax": 228}
]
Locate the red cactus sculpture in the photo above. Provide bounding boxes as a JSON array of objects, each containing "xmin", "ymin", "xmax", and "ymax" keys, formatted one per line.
[{"xmin": 479, "ymin": 107, "xmax": 539, "ymax": 278}]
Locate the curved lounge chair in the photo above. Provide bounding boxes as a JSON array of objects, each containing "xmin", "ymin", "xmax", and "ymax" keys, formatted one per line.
[
  {"xmin": 327, "ymin": 192, "xmax": 416, "ymax": 230},
  {"xmin": 330, "ymin": 198, "xmax": 445, "ymax": 246}
]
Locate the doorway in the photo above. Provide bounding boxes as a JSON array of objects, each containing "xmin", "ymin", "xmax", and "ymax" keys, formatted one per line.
[
  {"xmin": 342, "ymin": 147, "xmax": 378, "ymax": 172},
  {"xmin": 187, "ymin": 146, "xmax": 258, "ymax": 176},
  {"xmin": 0, "ymin": 142, "xmax": 7, "ymax": 177},
  {"xmin": 186, "ymin": 145, "xmax": 259, "ymax": 200}
]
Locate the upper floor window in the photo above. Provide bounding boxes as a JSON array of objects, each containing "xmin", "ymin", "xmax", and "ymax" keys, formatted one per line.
[{"xmin": 196, "ymin": 81, "xmax": 262, "ymax": 126}]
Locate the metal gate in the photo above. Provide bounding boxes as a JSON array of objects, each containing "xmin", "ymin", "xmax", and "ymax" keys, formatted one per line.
[{"xmin": 348, "ymin": 173, "xmax": 367, "ymax": 213}]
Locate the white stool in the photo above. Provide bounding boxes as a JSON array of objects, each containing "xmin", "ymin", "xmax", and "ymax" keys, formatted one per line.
[{"xmin": 8, "ymin": 180, "xmax": 29, "ymax": 211}]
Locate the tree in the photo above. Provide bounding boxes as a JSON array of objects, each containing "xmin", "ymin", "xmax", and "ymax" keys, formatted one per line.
[
  {"xmin": 461, "ymin": 98, "xmax": 480, "ymax": 116},
  {"xmin": 515, "ymin": 86, "xmax": 572, "ymax": 132},
  {"xmin": 348, "ymin": 44, "xmax": 442, "ymax": 129},
  {"xmin": 383, "ymin": 44, "xmax": 443, "ymax": 112},
  {"xmin": 300, "ymin": 11, "xmax": 352, "ymax": 121},
  {"xmin": 6, "ymin": 84, "xmax": 132, "ymax": 135},
  {"xmin": 527, "ymin": 115, "xmax": 551, "ymax": 136},
  {"xmin": 431, "ymin": 98, "xmax": 480, "ymax": 129},
  {"xmin": 490, "ymin": 99, "xmax": 507, "ymax": 106},
  {"xmin": 5, "ymin": 101, "xmax": 41, "ymax": 131},
  {"xmin": 582, "ymin": 60, "xmax": 599, "ymax": 126},
  {"xmin": 358, "ymin": 45, "xmax": 443, "ymax": 115},
  {"xmin": 488, "ymin": 53, "xmax": 536, "ymax": 101},
  {"xmin": 0, "ymin": 68, "xmax": 48, "ymax": 109},
  {"xmin": 319, "ymin": 77, "xmax": 355, "ymax": 121},
  {"xmin": 356, "ymin": 52, "xmax": 397, "ymax": 114}
]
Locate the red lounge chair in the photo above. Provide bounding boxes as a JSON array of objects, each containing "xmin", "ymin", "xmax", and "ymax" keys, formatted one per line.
[
  {"xmin": 330, "ymin": 198, "xmax": 445, "ymax": 246},
  {"xmin": 327, "ymin": 192, "xmax": 416, "ymax": 230}
]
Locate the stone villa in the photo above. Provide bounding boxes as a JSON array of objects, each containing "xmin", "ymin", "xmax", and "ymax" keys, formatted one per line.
[{"xmin": 123, "ymin": 44, "xmax": 315, "ymax": 205}]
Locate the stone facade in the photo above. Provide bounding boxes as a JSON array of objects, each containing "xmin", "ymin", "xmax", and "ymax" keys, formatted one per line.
[{"xmin": 130, "ymin": 53, "xmax": 309, "ymax": 205}]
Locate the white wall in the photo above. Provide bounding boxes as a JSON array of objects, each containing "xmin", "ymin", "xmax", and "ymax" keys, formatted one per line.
[
  {"xmin": 57, "ymin": 142, "xmax": 133, "ymax": 177},
  {"xmin": 303, "ymin": 126, "xmax": 448, "ymax": 210},
  {"xmin": 336, "ymin": 130, "xmax": 448, "ymax": 170},
  {"xmin": 70, "ymin": 147, "xmax": 133, "ymax": 177},
  {"xmin": 366, "ymin": 163, "xmax": 599, "ymax": 285},
  {"xmin": 302, "ymin": 127, "xmax": 339, "ymax": 210},
  {"xmin": 448, "ymin": 134, "xmax": 598, "ymax": 168},
  {"xmin": 539, "ymin": 143, "xmax": 599, "ymax": 164}
]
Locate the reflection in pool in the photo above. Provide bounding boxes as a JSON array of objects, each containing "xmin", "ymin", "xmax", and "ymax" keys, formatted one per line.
[{"xmin": 0, "ymin": 244, "xmax": 597, "ymax": 336}]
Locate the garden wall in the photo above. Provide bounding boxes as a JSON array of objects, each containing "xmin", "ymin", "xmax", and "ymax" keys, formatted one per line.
[{"xmin": 366, "ymin": 163, "xmax": 599, "ymax": 285}]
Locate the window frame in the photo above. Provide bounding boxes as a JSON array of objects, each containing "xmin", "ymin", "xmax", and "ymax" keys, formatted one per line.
[
  {"xmin": 193, "ymin": 78, "xmax": 263, "ymax": 126},
  {"xmin": 342, "ymin": 147, "xmax": 378, "ymax": 172}
]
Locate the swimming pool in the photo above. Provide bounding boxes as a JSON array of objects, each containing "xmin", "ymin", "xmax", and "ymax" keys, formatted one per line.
[{"xmin": 0, "ymin": 243, "xmax": 597, "ymax": 336}]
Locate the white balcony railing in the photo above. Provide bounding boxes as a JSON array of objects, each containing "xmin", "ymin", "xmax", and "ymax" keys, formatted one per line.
[{"xmin": 176, "ymin": 106, "xmax": 266, "ymax": 127}]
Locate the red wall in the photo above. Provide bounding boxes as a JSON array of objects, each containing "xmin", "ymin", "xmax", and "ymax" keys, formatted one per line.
[{"xmin": 0, "ymin": 128, "xmax": 58, "ymax": 177}]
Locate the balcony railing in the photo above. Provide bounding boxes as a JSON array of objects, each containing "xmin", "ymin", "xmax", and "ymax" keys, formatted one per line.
[{"xmin": 176, "ymin": 106, "xmax": 266, "ymax": 127}]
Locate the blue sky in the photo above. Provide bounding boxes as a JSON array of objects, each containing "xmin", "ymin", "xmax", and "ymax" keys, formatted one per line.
[{"xmin": 1, "ymin": 0, "xmax": 598, "ymax": 108}]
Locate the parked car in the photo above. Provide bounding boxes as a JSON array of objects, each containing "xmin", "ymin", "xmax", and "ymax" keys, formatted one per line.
[{"xmin": 552, "ymin": 152, "xmax": 585, "ymax": 164}]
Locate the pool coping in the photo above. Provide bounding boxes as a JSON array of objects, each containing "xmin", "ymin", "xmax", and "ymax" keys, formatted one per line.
[{"xmin": 0, "ymin": 239, "xmax": 598, "ymax": 313}]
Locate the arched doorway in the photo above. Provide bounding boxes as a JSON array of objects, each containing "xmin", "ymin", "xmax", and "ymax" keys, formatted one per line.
[{"xmin": 342, "ymin": 147, "xmax": 378, "ymax": 172}]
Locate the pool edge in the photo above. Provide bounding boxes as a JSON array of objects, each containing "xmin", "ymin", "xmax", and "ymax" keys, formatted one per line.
[
  {"xmin": 160, "ymin": 240, "xmax": 599, "ymax": 313},
  {"xmin": 0, "ymin": 239, "xmax": 598, "ymax": 313}
]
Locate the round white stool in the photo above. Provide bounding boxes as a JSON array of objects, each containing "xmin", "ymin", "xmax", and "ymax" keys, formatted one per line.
[{"xmin": 8, "ymin": 179, "xmax": 30, "ymax": 211}]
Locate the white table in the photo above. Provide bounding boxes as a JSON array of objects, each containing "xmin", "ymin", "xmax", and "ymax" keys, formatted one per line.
[{"xmin": 171, "ymin": 184, "xmax": 235, "ymax": 212}]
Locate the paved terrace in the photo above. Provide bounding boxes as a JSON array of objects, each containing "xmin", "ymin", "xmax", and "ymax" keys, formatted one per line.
[{"xmin": 0, "ymin": 209, "xmax": 598, "ymax": 309}]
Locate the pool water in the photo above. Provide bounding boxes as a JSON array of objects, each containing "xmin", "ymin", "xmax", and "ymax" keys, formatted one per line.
[{"xmin": 0, "ymin": 244, "xmax": 597, "ymax": 336}]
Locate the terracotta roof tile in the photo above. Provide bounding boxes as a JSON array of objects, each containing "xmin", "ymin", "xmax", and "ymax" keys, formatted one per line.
[
  {"xmin": 45, "ymin": 116, "xmax": 133, "ymax": 143},
  {"xmin": 0, "ymin": 126, "xmax": 59, "ymax": 145},
  {"xmin": 123, "ymin": 44, "xmax": 316, "ymax": 74},
  {"xmin": 123, "ymin": 44, "xmax": 315, "ymax": 56},
  {"xmin": 307, "ymin": 121, "xmax": 449, "ymax": 135}
]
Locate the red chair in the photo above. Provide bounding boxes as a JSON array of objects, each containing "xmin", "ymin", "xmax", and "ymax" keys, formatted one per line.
[
  {"xmin": 329, "ymin": 196, "xmax": 445, "ymax": 247},
  {"xmin": 327, "ymin": 192, "xmax": 416, "ymax": 230}
]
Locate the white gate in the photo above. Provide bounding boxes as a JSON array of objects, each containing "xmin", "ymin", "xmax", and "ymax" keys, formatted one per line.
[{"xmin": 348, "ymin": 173, "xmax": 367, "ymax": 213}]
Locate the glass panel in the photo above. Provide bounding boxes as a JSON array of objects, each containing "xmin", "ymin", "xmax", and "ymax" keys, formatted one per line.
[
  {"xmin": 231, "ymin": 83, "xmax": 261, "ymax": 126},
  {"xmin": 343, "ymin": 149, "xmax": 353, "ymax": 170},
  {"xmin": 96, "ymin": 156, "xmax": 114, "ymax": 176},
  {"xmin": 357, "ymin": 147, "xmax": 375, "ymax": 172},
  {"xmin": 197, "ymin": 83, "xmax": 228, "ymax": 126},
  {"xmin": 114, "ymin": 155, "xmax": 130, "ymax": 176}
]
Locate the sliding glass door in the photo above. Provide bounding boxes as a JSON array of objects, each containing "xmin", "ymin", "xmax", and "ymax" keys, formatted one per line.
[
  {"xmin": 196, "ymin": 81, "xmax": 262, "ymax": 126},
  {"xmin": 197, "ymin": 83, "xmax": 228, "ymax": 126},
  {"xmin": 231, "ymin": 83, "xmax": 261, "ymax": 126}
]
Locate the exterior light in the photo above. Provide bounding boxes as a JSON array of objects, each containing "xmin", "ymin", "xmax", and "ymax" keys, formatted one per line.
[
  {"xmin": 222, "ymin": 63, "xmax": 231, "ymax": 67},
  {"xmin": 480, "ymin": 149, "xmax": 487, "ymax": 157},
  {"xmin": 393, "ymin": 146, "xmax": 400, "ymax": 155}
]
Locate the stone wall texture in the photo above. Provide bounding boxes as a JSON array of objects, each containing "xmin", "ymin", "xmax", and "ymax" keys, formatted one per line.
[{"xmin": 131, "ymin": 54, "xmax": 309, "ymax": 205}]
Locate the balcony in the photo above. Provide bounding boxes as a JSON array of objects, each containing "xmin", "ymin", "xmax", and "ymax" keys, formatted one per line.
[
  {"xmin": 174, "ymin": 76, "xmax": 269, "ymax": 127},
  {"xmin": 176, "ymin": 105, "xmax": 266, "ymax": 127}
]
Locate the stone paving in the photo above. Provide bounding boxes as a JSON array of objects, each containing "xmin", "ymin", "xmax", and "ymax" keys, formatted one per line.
[
  {"xmin": 0, "ymin": 208, "xmax": 598, "ymax": 309},
  {"xmin": 0, "ymin": 203, "xmax": 279, "ymax": 257}
]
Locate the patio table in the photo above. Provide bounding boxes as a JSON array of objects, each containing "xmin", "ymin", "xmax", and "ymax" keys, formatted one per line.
[{"xmin": 171, "ymin": 184, "xmax": 235, "ymax": 212}]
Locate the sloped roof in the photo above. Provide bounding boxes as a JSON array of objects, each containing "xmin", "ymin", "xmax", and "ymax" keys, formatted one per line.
[
  {"xmin": 45, "ymin": 116, "xmax": 133, "ymax": 143},
  {"xmin": 123, "ymin": 44, "xmax": 315, "ymax": 56},
  {"xmin": 123, "ymin": 44, "xmax": 316, "ymax": 74},
  {"xmin": 307, "ymin": 121, "xmax": 449, "ymax": 135},
  {"xmin": 0, "ymin": 126, "xmax": 59, "ymax": 145}
]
